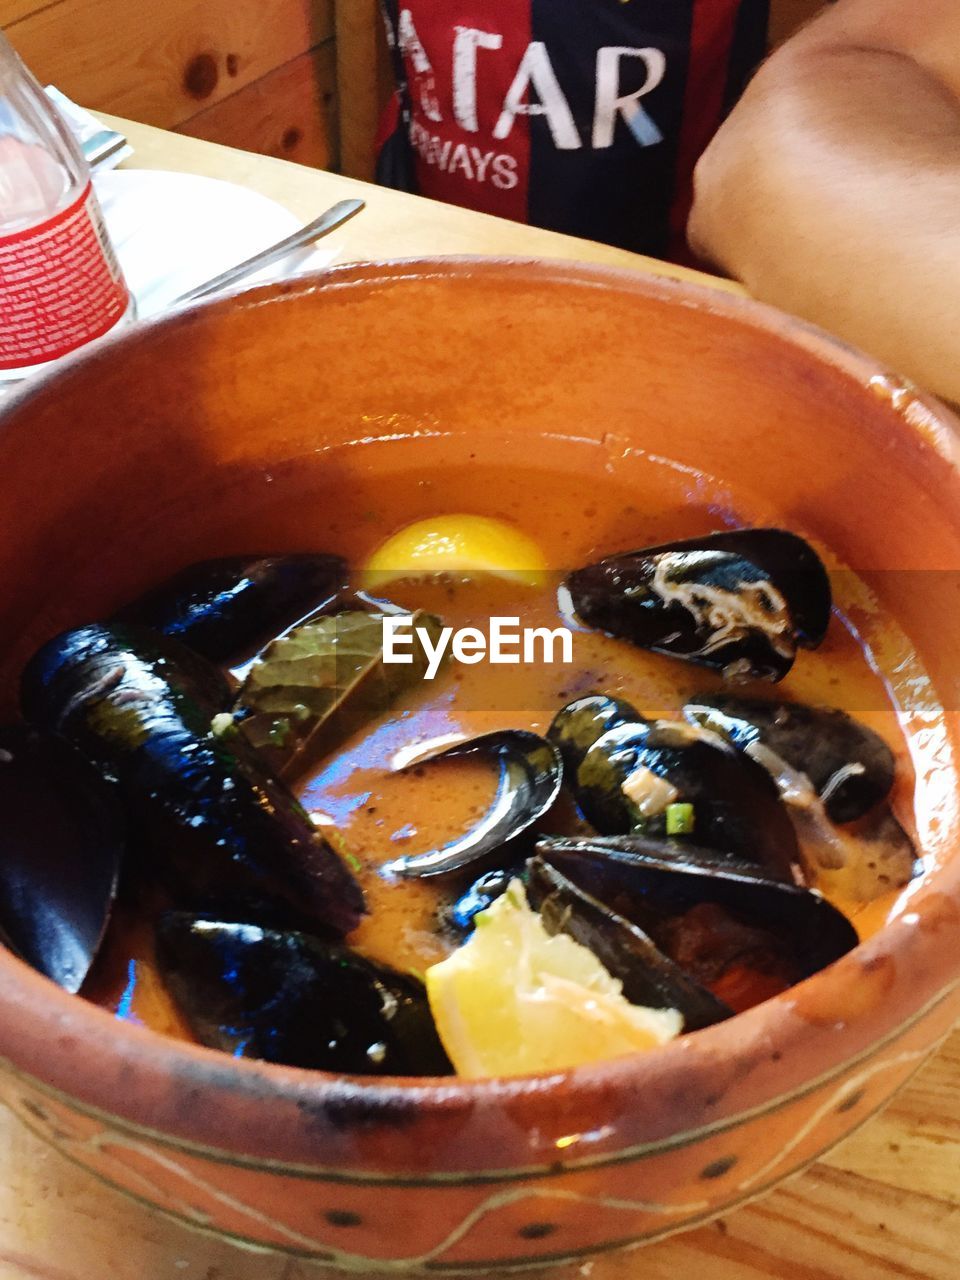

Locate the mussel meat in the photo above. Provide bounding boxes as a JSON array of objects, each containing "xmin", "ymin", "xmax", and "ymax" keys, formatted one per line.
[
  {"xmin": 0, "ymin": 726, "xmax": 124, "ymax": 992},
  {"xmin": 684, "ymin": 695, "xmax": 895, "ymax": 823},
  {"xmin": 157, "ymin": 914, "xmax": 453, "ymax": 1075},
  {"xmin": 574, "ymin": 719, "xmax": 799, "ymax": 880},
  {"xmin": 525, "ymin": 855, "xmax": 733, "ymax": 1031},
  {"xmin": 114, "ymin": 554, "xmax": 349, "ymax": 666},
  {"xmin": 382, "ymin": 730, "xmax": 562, "ymax": 879},
  {"xmin": 536, "ymin": 834, "xmax": 859, "ymax": 1004},
  {"xmin": 21, "ymin": 624, "xmax": 365, "ymax": 936},
  {"xmin": 565, "ymin": 529, "xmax": 831, "ymax": 682}
]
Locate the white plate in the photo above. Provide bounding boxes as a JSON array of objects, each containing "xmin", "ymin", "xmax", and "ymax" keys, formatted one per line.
[{"xmin": 93, "ymin": 170, "xmax": 342, "ymax": 319}]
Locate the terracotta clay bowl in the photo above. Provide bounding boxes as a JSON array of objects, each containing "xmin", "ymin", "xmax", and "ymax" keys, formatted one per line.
[{"xmin": 0, "ymin": 260, "xmax": 959, "ymax": 1274}]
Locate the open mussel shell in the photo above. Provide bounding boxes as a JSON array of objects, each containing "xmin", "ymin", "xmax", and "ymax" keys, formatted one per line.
[
  {"xmin": 0, "ymin": 726, "xmax": 124, "ymax": 993},
  {"xmin": 20, "ymin": 624, "xmax": 365, "ymax": 937},
  {"xmin": 685, "ymin": 711, "xmax": 917, "ymax": 901},
  {"xmin": 565, "ymin": 528, "xmax": 831, "ymax": 682},
  {"xmin": 114, "ymin": 553, "xmax": 349, "ymax": 666},
  {"xmin": 536, "ymin": 834, "xmax": 859, "ymax": 983},
  {"xmin": 381, "ymin": 730, "xmax": 562, "ymax": 879},
  {"xmin": 526, "ymin": 856, "xmax": 732, "ymax": 1031},
  {"xmin": 547, "ymin": 693, "xmax": 642, "ymax": 777},
  {"xmin": 157, "ymin": 914, "xmax": 453, "ymax": 1075},
  {"xmin": 574, "ymin": 720, "xmax": 799, "ymax": 880},
  {"xmin": 684, "ymin": 695, "xmax": 895, "ymax": 823},
  {"xmin": 801, "ymin": 803, "xmax": 919, "ymax": 902}
]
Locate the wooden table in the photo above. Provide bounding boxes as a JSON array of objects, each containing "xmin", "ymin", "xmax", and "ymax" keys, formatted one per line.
[{"xmin": 1, "ymin": 119, "xmax": 957, "ymax": 1280}]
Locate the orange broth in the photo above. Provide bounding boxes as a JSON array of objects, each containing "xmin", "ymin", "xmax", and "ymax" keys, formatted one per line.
[{"xmin": 86, "ymin": 461, "xmax": 923, "ymax": 1036}]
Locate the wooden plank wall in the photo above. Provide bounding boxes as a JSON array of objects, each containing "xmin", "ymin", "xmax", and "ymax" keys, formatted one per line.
[
  {"xmin": 335, "ymin": 0, "xmax": 392, "ymax": 184},
  {"xmin": 0, "ymin": 0, "xmax": 339, "ymax": 171},
  {"xmin": 0, "ymin": 0, "xmax": 829, "ymax": 182}
]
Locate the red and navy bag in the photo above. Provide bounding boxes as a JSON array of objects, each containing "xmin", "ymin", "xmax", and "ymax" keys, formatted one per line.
[{"xmin": 377, "ymin": 1, "xmax": 769, "ymax": 259}]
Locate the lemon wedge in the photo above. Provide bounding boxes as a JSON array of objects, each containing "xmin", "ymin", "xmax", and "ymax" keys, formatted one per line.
[
  {"xmin": 364, "ymin": 515, "xmax": 547, "ymax": 588},
  {"xmin": 426, "ymin": 881, "xmax": 682, "ymax": 1078}
]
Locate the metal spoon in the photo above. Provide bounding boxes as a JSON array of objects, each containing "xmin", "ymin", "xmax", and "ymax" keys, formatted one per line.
[{"xmin": 171, "ymin": 198, "xmax": 365, "ymax": 307}]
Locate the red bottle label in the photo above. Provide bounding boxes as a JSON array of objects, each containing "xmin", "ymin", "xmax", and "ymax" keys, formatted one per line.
[{"xmin": 0, "ymin": 180, "xmax": 130, "ymax": 370}]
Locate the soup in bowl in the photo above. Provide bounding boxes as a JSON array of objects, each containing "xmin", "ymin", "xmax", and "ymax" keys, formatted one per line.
[{"xmin": 0, "ymin": 259, "xmax": 958, "ymax": 1271}]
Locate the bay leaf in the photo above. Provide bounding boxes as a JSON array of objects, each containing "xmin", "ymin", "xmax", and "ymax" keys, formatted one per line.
[{"xmin": 232, "ymin": 610, "xmax": 445, "ymax": 781}]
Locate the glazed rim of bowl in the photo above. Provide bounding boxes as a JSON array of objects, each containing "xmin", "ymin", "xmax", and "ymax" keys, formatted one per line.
[{"xmin": 2, "ymin": 256, "xmax": 959, "ymax": 1177}]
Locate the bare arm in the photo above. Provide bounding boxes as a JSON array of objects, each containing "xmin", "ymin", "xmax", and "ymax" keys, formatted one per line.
[{"xmin": 688, "ymin": 0, "xmax": 960, "ymax": 403}]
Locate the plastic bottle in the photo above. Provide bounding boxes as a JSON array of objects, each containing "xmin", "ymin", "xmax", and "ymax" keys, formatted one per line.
[{"xmin": 0, "ymin": 33, "xmax": 133, "ymax": 382}]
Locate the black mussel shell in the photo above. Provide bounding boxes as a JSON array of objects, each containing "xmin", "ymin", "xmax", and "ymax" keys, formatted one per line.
[
  {"xmin": 803, "ymin": 804, "xmax": 919, "ymax": 901},
  {"xmin": 114, "ymin": 554, "xmax": 349, "ymax": 666},
  {"xmin": 536, "ymin": 834, "xmax": 859, "ymax": 983},
  {"xmin": 157, "ymin": 914, "xmax": 452, "ymax": 1075},
  {"xmin": 547, "ymin": 694, "xmax": 642, "ymax": 777},
  {"xmin": 684, "ymin": 695, "xmax": 895, "ymax": 823},
  {"xmin": 0, "ymin": 726, "xmax": 124, "ymax": 993},
  {"xmin": 565, "ymin": 529, "xmax": 831, "ymax": 682},
  {"xmin": 526, "ymin": 856, "xmax": 732, "ymax": 1031},
  {"xmin": 574, "ymin": 720, "xmax": 799, "ymax": 880},
  {"xmin": 21, "ymin": 624, "xmax": 364, "ymax": 937},
  {"xmin": 447, "ymin": 864, "xmax": 524, "ymax": 932},
  {"xmin": 683, "ymin": 709, "xmax": 917, "ymax": 900},
  {"xmin": 382, "ymin": 730, "xmax": 562, "ymax": 879}
]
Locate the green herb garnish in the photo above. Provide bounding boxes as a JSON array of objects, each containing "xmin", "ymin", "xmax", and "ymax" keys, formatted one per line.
[{"xmin": 666, "ymin": 802, "xmax": 695, "ymax": 836}]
